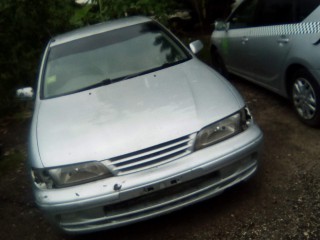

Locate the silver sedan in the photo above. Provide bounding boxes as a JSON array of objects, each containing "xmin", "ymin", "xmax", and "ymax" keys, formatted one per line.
[{"xmin": 25, "ymin": 16, "xmax": 263, "ymax": 234}]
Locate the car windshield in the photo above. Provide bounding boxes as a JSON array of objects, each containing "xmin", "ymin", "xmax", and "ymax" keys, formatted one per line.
[{"xmin": 42, "ymin": 21, "xmax": 191, "ymax": 98}]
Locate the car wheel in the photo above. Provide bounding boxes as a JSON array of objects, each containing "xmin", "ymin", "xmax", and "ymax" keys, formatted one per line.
[
  {"xmin": 211, "ymin": 48, "xmax": 228, "ymax": 77},
  {"xmin": 291, "ymin": 69, "xmax": 320, "ymax": 127}
]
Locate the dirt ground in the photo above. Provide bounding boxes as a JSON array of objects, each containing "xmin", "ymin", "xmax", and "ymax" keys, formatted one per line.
[{"xmin": 0, "ymin": 73, "xmax": 319, "ymax": 240}]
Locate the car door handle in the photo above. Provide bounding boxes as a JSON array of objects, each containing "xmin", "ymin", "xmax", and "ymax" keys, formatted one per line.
[
  {"xmin": 241, "ymin": 36, "xmax": 249, "ymax": 44},
  {"xmin": 277, "ymin": 37, "xmax": 289, "ymax": 44}
]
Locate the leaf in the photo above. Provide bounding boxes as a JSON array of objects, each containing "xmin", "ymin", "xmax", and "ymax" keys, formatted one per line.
[{"xmin": 70, "ymin": 4, "xmax": 93, "ymax": 26}]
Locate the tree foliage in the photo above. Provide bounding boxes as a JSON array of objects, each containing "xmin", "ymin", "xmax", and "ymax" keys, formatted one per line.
[
  {"xmin": 0, "ymin": 0, "xmax": 76, "ymax": 115},
  {"xmin": 71, "ymin": 0, "xmax": 177, "ymax": 26}
]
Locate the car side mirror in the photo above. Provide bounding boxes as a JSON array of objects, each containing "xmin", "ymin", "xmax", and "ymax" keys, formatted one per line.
[
  {"xmin": 16, "ymin": 87, "xmax": 34, "ymax": 100},
  {"xmin": 189, "ymin": 40, "xmax": 203, "ymax": 55},
  {"xmin": 214, "ymin": 20, "xmax": 229, "ymax": 31}
]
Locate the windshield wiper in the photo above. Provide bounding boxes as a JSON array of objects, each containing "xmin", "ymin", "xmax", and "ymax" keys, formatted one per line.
[
  {"xmin": 118, "ymin": 70, "xmax": 151, "ymax": 82},
  {"xmin": 115, "ymin": 60, "xmax": 189, "ymax": 82},
  {"xmin": 86, "ymin": 78, "xmax": 113, "ymax": 89},
  {"xmin": 161, "ymin": 62, "xmax": 176, "ymax": 68},
  {"xmin": 68, "ymin": 78, "xmax": 113, "ymax": 95},
  {"xmin": 118, "ymin": 60, "xmax": 189, "ymax": 81},
  {"xmin": 45, "ymin": 78, "xmax": 114, "ymax": 98}
]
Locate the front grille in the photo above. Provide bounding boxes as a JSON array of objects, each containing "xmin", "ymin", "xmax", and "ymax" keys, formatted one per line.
[{"xmin": 105, "ymin": 134, "xmax": 196, "ymax": 175}]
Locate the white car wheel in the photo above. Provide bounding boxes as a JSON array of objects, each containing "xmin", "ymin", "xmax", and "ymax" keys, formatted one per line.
[{"xmin": 291, "ymin": 69, "xmax": 320, "ymax": 127}]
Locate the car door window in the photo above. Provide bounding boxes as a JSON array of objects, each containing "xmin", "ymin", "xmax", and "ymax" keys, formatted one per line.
[
  {"xmin": 297, "ymin": 0, "xmax": 320, "ymax": 21},
  {"xmin": 228, "ymin": 0, "xmax": 259, "ymax": 29},
  {"xmin": 256, "ymin": 0, "xmax": 296, "ymax": 26}
]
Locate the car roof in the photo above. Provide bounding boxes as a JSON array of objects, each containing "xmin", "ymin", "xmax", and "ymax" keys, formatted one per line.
[{"xmin": 50, "ymin": 16, "xmax": 152, "ymax": 47}]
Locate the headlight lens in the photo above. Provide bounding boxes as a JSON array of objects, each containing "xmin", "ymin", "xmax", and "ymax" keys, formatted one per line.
[
  {"xmin": 32, "ymin": 162, "xmax": 113, "ymax": 189},
  {"xmin": 195, "ymin": 108, "xmax": 251, "ymax": 150}
]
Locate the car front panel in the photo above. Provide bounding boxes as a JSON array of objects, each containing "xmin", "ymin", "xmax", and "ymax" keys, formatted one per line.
[{"xmin": 35, "ymin": 124, "xmax": 263, "ymax": 233}]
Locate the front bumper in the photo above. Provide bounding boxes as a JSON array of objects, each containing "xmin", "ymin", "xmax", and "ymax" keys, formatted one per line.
[{"xmin": 35, "ymin": 124, "xmax": 263, "ymax": 234}]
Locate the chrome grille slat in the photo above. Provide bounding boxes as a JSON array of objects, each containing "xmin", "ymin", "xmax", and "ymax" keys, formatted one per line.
[
  {"xmin": 114, "ymin": 151, "xmax": 191, "ymax": 175},
  {"xmin": 114, "ymin": 146, "xmax": 190, "ymax": 170},
  {"xmin": 107, "ymin": 134, "xmax": 196, "ymax": 175},
  {"xmin": 110, "ymin": 138, "xmax": 191, "ymax": 165}
]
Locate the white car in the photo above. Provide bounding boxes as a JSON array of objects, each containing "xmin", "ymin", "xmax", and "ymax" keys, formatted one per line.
[
  {"xmin": 211, "ymin": 0, "xmax": 320, "ymax": 127},
  {"xmin": 24, "ymin": 16, "xmax": 263, "ymax": 233}
]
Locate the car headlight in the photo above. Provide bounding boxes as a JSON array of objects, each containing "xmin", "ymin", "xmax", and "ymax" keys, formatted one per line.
[
  {"xmin": 32, "ymin": 161, "xmax": 113, "ymax": 189},
  {"xmin": 195, "ymin": 108, "xmax": 252, "ymax": 150}
]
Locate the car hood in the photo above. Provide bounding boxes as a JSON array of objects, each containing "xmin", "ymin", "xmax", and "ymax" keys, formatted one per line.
[{"xmin": 35, "ymin": 59, "xmax": 244, "ymax": 167}]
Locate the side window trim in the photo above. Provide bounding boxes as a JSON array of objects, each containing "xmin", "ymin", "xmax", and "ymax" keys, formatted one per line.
[
  {"xmin": 255, "ymin": 0, "xmax": 297, "ymax": 26},
  {"xmin": 227, "ymin": 0, "xmax": 260, "ymax": 29}
]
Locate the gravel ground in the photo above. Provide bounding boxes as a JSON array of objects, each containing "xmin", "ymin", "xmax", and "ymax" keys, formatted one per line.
[{"xmin": 0, "ymin": 74, "xmax": 319, "ymax": 240}]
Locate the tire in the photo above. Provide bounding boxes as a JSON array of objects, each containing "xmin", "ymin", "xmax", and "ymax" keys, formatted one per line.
[
  {"xmin": 211, "ymin": 48, "xmax": 228, "ymax": 77},
  {"xmin": 290, "ymin": 69, "xmax": 320, "ymax": 127}
]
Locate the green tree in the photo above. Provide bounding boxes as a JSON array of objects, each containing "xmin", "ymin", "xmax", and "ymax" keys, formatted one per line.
[
  {"xmin": 0, "ymin": 0, "xmax": 75, "ymax": 115},
  {"xmin": 71, "ymin": 0, "xmax": 177, "ymax": 27}
]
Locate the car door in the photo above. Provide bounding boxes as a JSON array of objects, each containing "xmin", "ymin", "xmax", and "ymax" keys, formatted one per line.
[
  {"xmin": 247, "ymin": 0, "xmax": 296, "ymax": 89},
  {"xmin": 217, "ymin": 0, "xmax": 259, "ymax": 78}
]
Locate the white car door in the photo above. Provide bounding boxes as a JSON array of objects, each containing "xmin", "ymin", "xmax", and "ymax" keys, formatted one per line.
[
  {"xmin": 215, "ymin": 0, "xmax": 259, "ymax": 78},
  {"xmin": 247, "ymin": 0, "xmax": 295, "ymax": 90}
]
